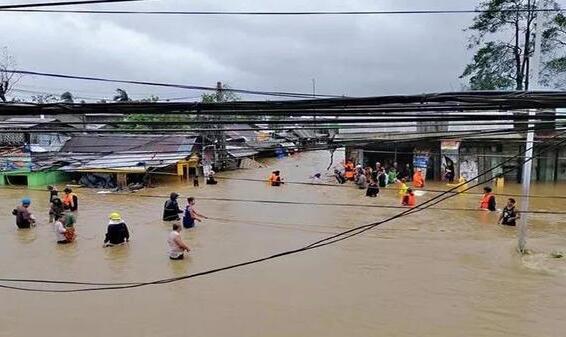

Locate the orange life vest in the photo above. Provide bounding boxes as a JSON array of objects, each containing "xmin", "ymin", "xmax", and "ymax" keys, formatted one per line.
[
  {"xmin": 344, "ymin": 162, "xmax": 354, "ymax": 179},
  {"xmin": 63, "ymin": 193, "xmax": 74, "ymax": 208},
  {"xmin": 413, "ymin": 172, "xmax": 424, "ymax": 188},
  {"xmin": 64, "ymin": 227, "xmax": 76, "ymax": 242},
  {"xmin": 403, "ymin": 193, "xmax": 416, "ymax": 207},
  {"xmin": 480, "ymin": 193, "xmax": 493, "ymax": 209},
  {"xmin": 269, "ymin": 174, "xmax": 281, "ymax": 186}
]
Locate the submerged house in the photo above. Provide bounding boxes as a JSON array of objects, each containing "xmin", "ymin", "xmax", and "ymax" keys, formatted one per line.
[
  {"xmin": 59, "ymin": 134, "xmax": 199, "ymax": 188},
  {"xmin": 0, "ymin": 118, "xmax": 74, "ymax": 186}
]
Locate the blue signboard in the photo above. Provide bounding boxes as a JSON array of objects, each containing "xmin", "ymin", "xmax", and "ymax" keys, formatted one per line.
[{"xmin": 413, "ymin": 154, "xmax": 429, "ymax": 169}]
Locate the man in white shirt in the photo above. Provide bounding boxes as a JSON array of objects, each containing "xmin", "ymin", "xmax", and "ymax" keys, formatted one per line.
[{"xmin": 168, "ymin": 223, "xmax": 190, "ymax": 260}]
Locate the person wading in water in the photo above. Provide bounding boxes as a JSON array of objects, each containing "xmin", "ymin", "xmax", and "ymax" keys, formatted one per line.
[
  {"xmin": 104, "ymin": 212, "xmax": 130, "ymax": 247},
  {"xmin": 498, "ymin": 198, "xmax": 520, "ymax": 226},
  {"xmin": 183, "ymin": 197, "xmax": 208, "ymax": 229},
  {"xmin": 13, "ymin": 197, "xmax": 36, "ymax": 229},
  {"xmin": 168, "ymin": 223, "xmax": 190, "ymax": 260},
  {"xmin": 163, "ymin": 192, "xmax": 183, "ymax": 221},
  {"xmin": 480, "ymin": 186, "xmax": 497, "ymax": 212}
]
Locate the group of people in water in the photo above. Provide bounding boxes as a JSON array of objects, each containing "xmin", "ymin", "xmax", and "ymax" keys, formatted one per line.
[
  {"xmin": 337, "ymin": 159, "xmax": 424, "ymax": 207},
  {"xmin": 12, "ymin": 186, "xmax": 211, "ymax": 260},
  {"xmin": 162, "ymin": 192, "xmax": 208, "ymax": 259},
  {"xmin": 338, "ymin": 158, "xmax": 520, "ymax": 226},
  {"xmin": 10, "ymin": 160, "xmax": 521, "ymax": 261},
  {"xmin": 13, "ymin": 186, "xmax": 133, "ymax": 245}
]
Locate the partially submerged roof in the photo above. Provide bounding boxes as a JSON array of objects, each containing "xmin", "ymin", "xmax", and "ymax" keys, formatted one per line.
[
  {"xmin": 59, "ymin": 134, "xmax": 197, "ymax": 172},
  {"xmin": 226, "ymin": 145, "xmax": 259, "ymax": 158},
  {"xmin": 61, "ymin": 134, "xmax": 193, "ymax": 153}
]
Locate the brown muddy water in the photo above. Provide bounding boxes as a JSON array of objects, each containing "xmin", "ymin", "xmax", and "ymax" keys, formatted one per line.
[{"xmin": 1, "ymin": 150, "xmax": 565, "ymax": 337}]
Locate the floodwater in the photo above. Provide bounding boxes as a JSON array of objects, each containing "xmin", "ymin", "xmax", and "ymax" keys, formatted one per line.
[{"xmin": 1, "ymin": 150, "xmax": 566, "ymax": 337}]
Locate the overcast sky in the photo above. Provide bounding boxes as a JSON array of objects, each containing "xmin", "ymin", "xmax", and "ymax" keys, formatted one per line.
[{"xmin": 0, "ymin": 0, "xmax": 551, "ymax": 101}]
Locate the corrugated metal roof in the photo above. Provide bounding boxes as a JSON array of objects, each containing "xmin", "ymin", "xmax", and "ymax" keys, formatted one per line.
[
  {"xmin": 59, "ymin": 135, "xmax": 196, "ymax": 172},
  {"xmin": 61, "ymin": 134, "xmax": 193, "ymax": 153},
  {"xmin": 226, "ymin": 145, "xmax": 259, "ymax": 158},
  {"xmin": 0, "ymin": 117, "xmax": 58, "ymax": 129},
  {"xmin": 224, "ymin": 124, "xmax": 258, "ymax": 141},
  {"xmin": 293, "ymin": 129, "xmax": 317, "ymax": 139}
]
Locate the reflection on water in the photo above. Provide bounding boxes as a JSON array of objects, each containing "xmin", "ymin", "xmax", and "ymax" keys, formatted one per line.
[
  {"xmin": 15, "ymin": 228, "xmax": 37, "ymax": 244},
  {"xmin": 0, "ymin": 150, "xmax": 565, "ymax": 337},
  {"xmin": 169, "ymin": 255, "xmax": 192, "ymax": 276}
]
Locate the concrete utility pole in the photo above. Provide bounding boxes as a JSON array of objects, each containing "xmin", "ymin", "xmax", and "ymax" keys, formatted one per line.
[
  {"xmin": 312, "ymin": 78, "xmax": 317, "ymax": 121},
  {"xmin": 519, "ymin": 1, "xmax": 543, "ymax": 253},
  {"xmin": 214, "ymin": 81, "xmax": 227, "ymax": 169}
]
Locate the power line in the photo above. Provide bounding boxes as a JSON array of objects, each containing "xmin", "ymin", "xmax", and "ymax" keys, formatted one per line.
[
  {"xmin": 0, "ymin": 131, "xmax": 564, "ymax": 292},
  {"xmin": 3, "ymin": 70, "xmax": 343, "ymax": 99},
  {"xmin": 1, "ymin": 8, "xmax": 565, "ymax": 15},
  {"xmin": 0, "ymin": 0, "xmax": 145, "ymax": 10}
]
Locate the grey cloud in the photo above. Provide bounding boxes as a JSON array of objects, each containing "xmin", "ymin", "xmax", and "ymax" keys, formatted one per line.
[{"xmin": 1, "ymin": 0, "xmax": 484, "ymax": 100}]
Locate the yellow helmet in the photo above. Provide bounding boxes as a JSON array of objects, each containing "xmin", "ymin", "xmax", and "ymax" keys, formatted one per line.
[{"xmin": 109, "ymin": 212, "xmax": 121, "ymax": 221}]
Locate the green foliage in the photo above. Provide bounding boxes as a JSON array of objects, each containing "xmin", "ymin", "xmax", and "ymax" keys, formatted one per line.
[
  {"xmin": 541, "ymin": 13, "xmax": 566, "ymax": 86},
  {"xmin": 113, "ymin": 88, "xmax": 130, "ymax": 102},
  {"xmin": 462, "ymin": 0, "xmax": 565, "ymax": 90},
  {"xmin": 461, "ymin": 42, "xmax": 516, "ymax": 89},
  {"xmin": 31, "ymin": 94, "xmax": 58, "ymax": 104},
  {"xmin": 201, "ymin": 82, "xmax": 240, "ymax": 103},
  {"xmin": 120, "ymin": 82, "xmax": 241, "ymax": 129},
  {"xmin": 60, "ymin": 91, "xmax": 74, "ymax": 103}
]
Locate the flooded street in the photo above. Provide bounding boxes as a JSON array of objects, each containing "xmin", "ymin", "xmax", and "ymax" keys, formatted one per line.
[{"xmin": 1, "ymin": 150, "xmax": 566, "ymax": 337}]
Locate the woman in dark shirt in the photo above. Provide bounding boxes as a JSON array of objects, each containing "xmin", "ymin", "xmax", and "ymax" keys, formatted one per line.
[
  {"xmin": 163, "ymin": 192, "xmax": 183, "ymax": 221},
  {"xmin": 104, "ymin": 212, "xmax": 130, "ymax": 246}
]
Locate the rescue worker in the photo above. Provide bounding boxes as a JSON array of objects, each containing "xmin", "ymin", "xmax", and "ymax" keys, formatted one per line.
[
  {"xmin": 398, "ymin": 178, "xmax": 409, "ymax": 196},
  {"xmin": 62, "ymin": 187, "xmax": 79, "ymax": 212},
  {"xmin": 104, "ymin": 212, "xmax": 130, "ymax": 247},
  {"xmin": 413, "ymin": 169, "xmax": 425, "ymax": 188},
  {"xmin": 402, "ymin": 188, "xmax": 417, "ymax": 207},
  {"xmin": 269, "ymin": 170, "xmax": 283, "ymax": 186},
  {"xmin": 498, "ymin": 198, "xmax": 520, "ymax": 226},
  {"xmin": 163, "ymin": 192, "xmax": 183, "ymax": 221},
  {"xmin": 480, "ymin": 186, "xmax": 497, "ymax": 212},
  {"xmin": 13, "ymin": 197, "xmax": 36, "ymax": 229},
  {"xmin": 183, "ymin": 197, "xmax": 208, "ymax": 229},
  {"xmin": 168, "ymin": 223, "xmax": 190, "ymax": 260},
  {"xmin": 344, "ymin": 159, "xmax": 355, "ymax": 181}
]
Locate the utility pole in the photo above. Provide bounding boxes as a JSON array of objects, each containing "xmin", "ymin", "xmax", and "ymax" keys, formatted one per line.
[
  {"xmin": 312, "ymin": 78, "xmax": 317, "ymax": 121},
  {"xmin": 214, "ymin": 81, "xmax": 227, "ymax": 170},
  {"xmin": 518, "ymin": 1, "xmax": 543, "ymax": 253}
]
